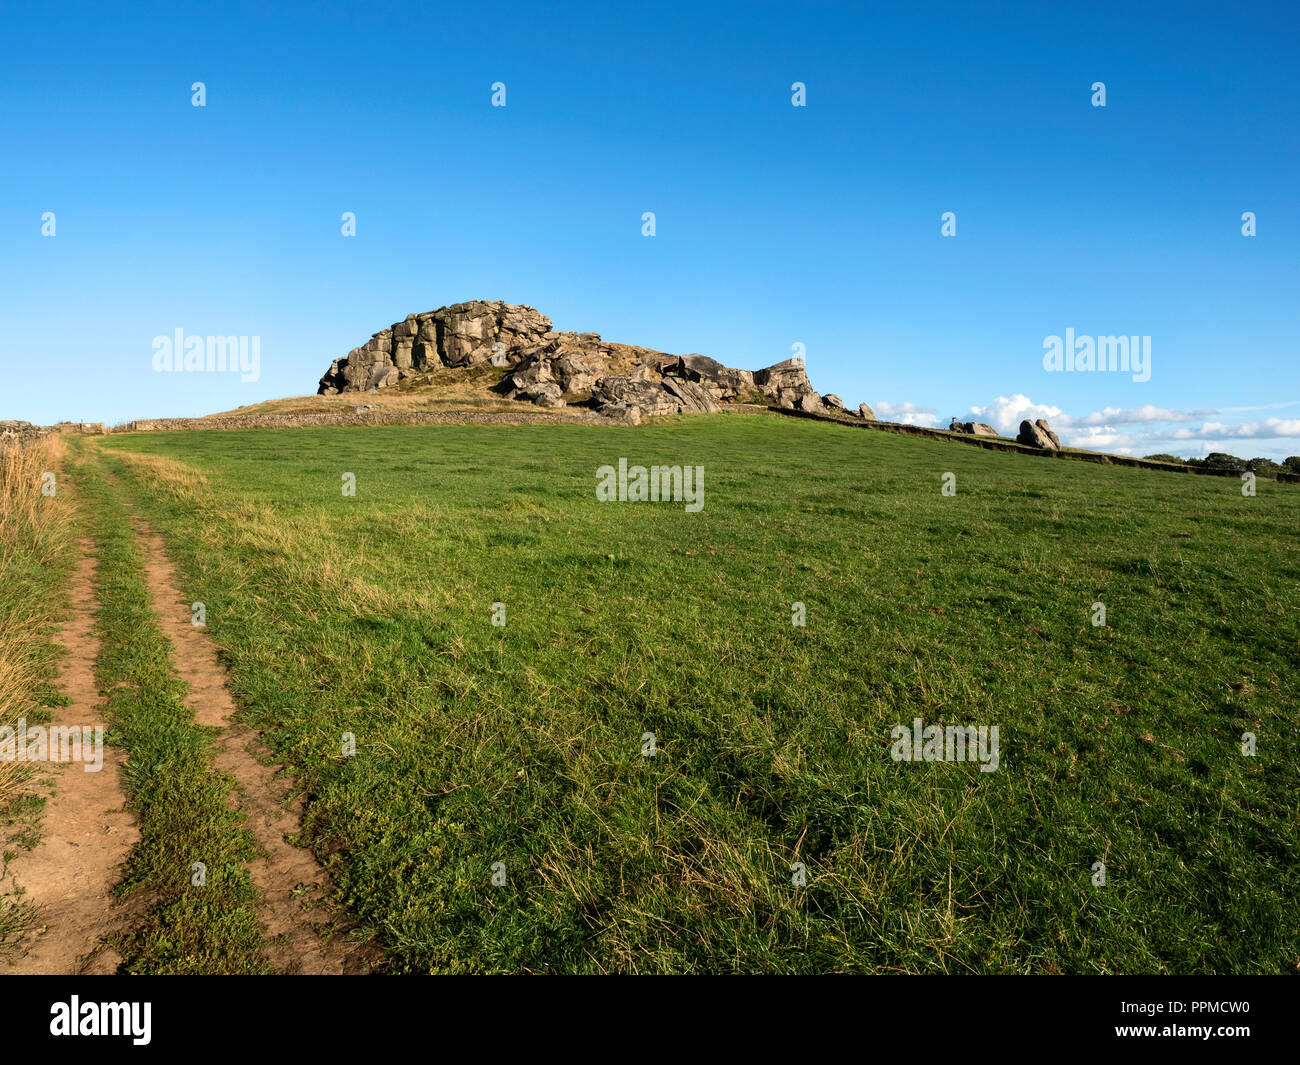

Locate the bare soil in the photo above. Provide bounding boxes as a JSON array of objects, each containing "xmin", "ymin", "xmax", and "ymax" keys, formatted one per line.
[{"xmin": 2, "ymin": 541, "xmax": 139, "ymax": 975}]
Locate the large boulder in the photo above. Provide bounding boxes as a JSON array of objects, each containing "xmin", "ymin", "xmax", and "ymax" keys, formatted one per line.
[
  {"xmin": 506, "ymin": 358, "xmax": 554, "ymax": 392},
  {"xmin": 661, "ymin": 377, "xmax": 722, "ymax": 413},
  {"xmin": 529, "ymin": 383, "xmax": 565, "ymax": 408},
  {"xmin": 503, "ymin": 359, "xmax": 566, "ymax": 406},
  {"xmin": 602, "ymin": 404, "xmax": 642, "ymax": 426},
  {"xmin": 591, "ymin": 375, "xmax": 720, "ymax": 417},
  {"xmin": 551, "ymin": 350, "xmax": 600, "ymax": 395},
  {"xmin": 591, "ymin": 376, "xmax": 682, "ymax": 417},
  {"xmin": 950, "ymin": 419, "xmax": 998, "ymax": 437},
  {"xmin": 1017, "ymin": 418, "xmax": 1061, "ymax": 449},
  {"xmin": 858, "ymin": 403, "xmax": 876, "ymax": 420},
  {"xmin": 753, "ymin": 357, "xmax": 814, "ymax": 406}
]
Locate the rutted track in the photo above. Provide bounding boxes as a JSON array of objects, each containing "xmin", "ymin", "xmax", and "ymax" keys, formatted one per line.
[
  {"xmin": 6, "ymin": 448, "xmax": 376, "ymax": 974},
  {"xmin": 131, "ymin": 517, "xmax": 374, "ymax": 973},
  {"xmin": 2, "ymin": 540, "xmax": 139, "ymax": 974}
]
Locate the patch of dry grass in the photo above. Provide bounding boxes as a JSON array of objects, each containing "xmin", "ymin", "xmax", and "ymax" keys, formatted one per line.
[
  {"xmin": 0, "ymin": 435, "xmax": 70, "ymax": 726},
  {"xmin": 110, "ymin": 449, "xmax": 441, "ymax": 619},
  {"xmin": 0, "ymin": 437, "xmax": 64, "ymax": 553},
  {"xmin": 0, "ymin": 435, "xmax": 75, "ymax": 948}
]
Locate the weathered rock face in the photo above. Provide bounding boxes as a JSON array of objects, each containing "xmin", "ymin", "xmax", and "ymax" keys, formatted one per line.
[
  {"xmin": 675, "ymin": 354, "xmax": 756, "ymax": 401},
  {"xmin": 1017, "ymin": 418, "xmax": 1062, "ymax": 449},
  {"xmin": 753, "ymin": 357, "xmax": 816, "ymax": 410},
  {"xmin": 593, "ymin": 376, "xmax": 688, "ymax": 418},
  {"xmin": 950, "ymin": 419, "xmax": 998, "ymax": 437},
  {"xmin": 317, "ymin": 301, "xmax": 854, "ymax": 421},
  {"xmin": 319, "ymin": 301, "xmax": 554, "ymax": 394}
]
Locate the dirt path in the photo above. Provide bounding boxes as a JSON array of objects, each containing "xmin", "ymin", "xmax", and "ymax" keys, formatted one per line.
[
  {"xmin": 132, "ymin": 520, "xmax": 373, "ymax": 974},
  {"xmin": 1, "ymin": 541, "xmax": 139, "ymax": 975}
]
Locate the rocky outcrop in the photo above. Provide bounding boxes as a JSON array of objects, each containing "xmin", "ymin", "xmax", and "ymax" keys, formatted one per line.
[
  {"xmin": 316, "ymin": 300, "xmax": 863, "ymax": 422},
  {"xmin": 1017, "ymin": 418, "xmax": 1062, "ymax": 449},
  {"xmin": 950, "ymin": 419, "xmax": 998, "ymax": 437},
  {"xmin": 318, "ymin": 301, "xmax": 554, "ymax": 394}
]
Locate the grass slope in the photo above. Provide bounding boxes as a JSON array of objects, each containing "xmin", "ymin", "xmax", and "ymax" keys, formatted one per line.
[{"xmin": 98, "ymin": 414, "xmax": 1299, "ymax": 973}]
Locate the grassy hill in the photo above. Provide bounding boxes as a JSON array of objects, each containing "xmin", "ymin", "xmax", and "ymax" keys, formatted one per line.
[{"xmin": 87, "ymin": 412, "xmax": 1298, "ymax": 973}]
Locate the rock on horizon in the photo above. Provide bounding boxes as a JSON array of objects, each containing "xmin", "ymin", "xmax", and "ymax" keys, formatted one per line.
[{"xmin": 317, "ymin": 300, "xmax": 872, "ymax": 423}]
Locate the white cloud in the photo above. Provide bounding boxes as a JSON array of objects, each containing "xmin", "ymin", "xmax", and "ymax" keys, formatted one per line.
[
  {"xmin": 948, "ymin": 394, "xmax": 1300, "ymax": 461},
  {"xmin": 875, "ymin": 400, "xmax": 939, "ymax": 427},
  {"xmin": 1219, "ymin": 400, "xmax": 1300, "ymax": 413},
  {"xmin": 1072, "ymin": 404, "xmax": 1213, "ymax": 426},
  {"xmin": 967, "ymin": 394, "xmax": 1063, "ymax": 435},
  {"xmin": 1061, "ymin": 426, "xmax": 1142, "ymax": 450},
  {"xmin": 1188, "ymin": 418, "xmax": 1300, "ymax": 439}
]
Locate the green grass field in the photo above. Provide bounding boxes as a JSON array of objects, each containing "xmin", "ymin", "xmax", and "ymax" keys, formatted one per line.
[{"xmin": 91, "ymin": 413, "xmax": 1299, "ymax": 973}]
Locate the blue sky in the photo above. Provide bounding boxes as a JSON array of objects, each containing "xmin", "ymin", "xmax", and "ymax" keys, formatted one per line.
[{"xmin": 2, "ymin": 0, "xmax": 1297, "ymax": 458}]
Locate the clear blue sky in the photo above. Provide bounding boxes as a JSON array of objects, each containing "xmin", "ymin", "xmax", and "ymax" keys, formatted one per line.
[{"xmin": 2, "ymin": 0, "xmax": 1297, "ymax": 458}]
